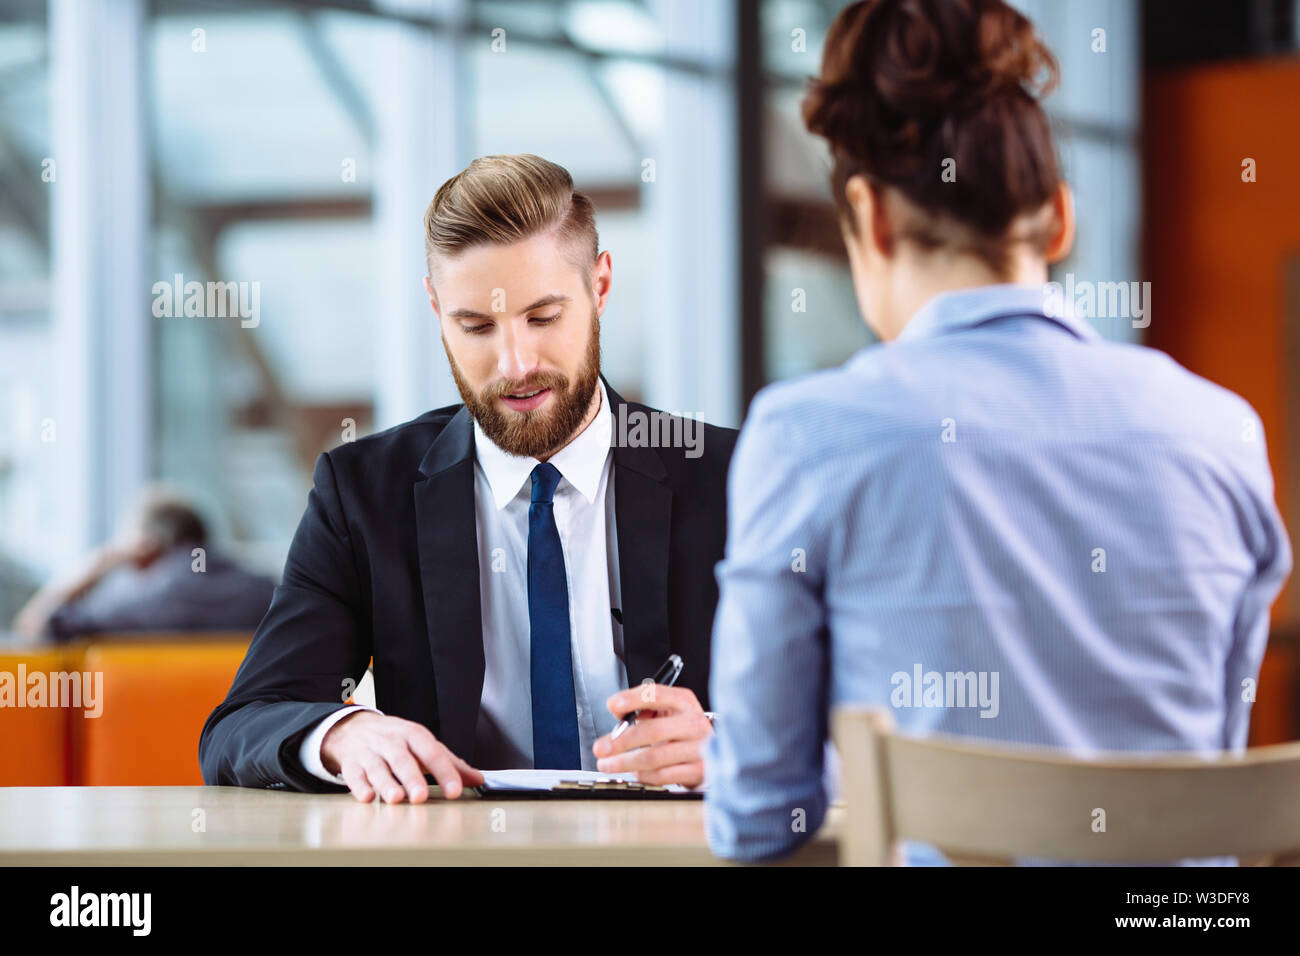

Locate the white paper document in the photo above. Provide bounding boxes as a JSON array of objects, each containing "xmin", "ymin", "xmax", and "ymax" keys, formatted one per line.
[{"xmin": 478, "ymin": 769, "xmax": 694, "ymax": 793}]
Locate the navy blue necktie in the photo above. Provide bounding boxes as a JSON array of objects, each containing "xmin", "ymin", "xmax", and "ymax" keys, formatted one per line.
[{"xmin": 528, "ymin": 462, "xmax": 581, "ymax": 769}]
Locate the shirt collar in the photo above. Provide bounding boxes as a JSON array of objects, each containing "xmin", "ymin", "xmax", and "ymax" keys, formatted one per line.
[
  {"xmin": 895, "ymin": 282, "xmax": 1101, "ymax": 344},
  {"xmin": 472, "ymin": 377, "xmax": 612, "ymax": 510}
]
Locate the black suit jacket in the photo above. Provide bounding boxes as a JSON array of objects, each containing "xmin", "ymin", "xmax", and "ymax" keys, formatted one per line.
[{"xmin": 200, "ymin": 379, "xmax": 738, "ymax": 791}]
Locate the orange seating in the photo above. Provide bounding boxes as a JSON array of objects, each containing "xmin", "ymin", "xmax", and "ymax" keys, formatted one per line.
[
  {"xmin": 0, "ymin": 646, "xmax": 77, "ymax": 786},
  {"xmin": 77, "ymin": 638, "xmax": 251, "ymax": 786}
]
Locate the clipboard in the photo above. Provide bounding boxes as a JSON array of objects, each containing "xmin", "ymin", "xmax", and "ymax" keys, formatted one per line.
[
  {"xmin": 465, "ymin": 769, "xmax": 704, "ymax": 799},
  {"xmin": 473, "ymin": 780, "xmax": 704, "ymax": 800}
]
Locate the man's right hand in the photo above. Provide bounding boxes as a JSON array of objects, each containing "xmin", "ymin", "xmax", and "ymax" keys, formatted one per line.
[{"xmin": 320, "ymin": 711, "xmax": 484, "ymax": 804}]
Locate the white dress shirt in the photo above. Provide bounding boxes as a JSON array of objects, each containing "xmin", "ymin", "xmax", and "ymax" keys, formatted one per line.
[{"xmin": 300, "ymin": 379, "xmax": 627, "ymax": 782}]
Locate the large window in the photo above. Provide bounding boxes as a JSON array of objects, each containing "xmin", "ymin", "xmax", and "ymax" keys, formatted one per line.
[{"xmin": 0, "ymin": 0, "xmax": 51, "ymax": 621}]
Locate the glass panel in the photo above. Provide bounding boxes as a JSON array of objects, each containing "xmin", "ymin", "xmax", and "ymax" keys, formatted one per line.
[
  {"xmin": 764, "ymin": 248, "xmax": 871, "ymax": 383},
  {"xmin": 761, "ymin": 0, "xmax": 839, "ymax": 81},
  {"xmin": 0, "ymin": 0, "xmax": 50, "ymax": 616},
  {"xmin": 471, "ymin": 41, "xmax": 642, "ymax": 185},
  {"xmin": 149, "ymin": 0, "xmax": 378, "ymax": 573},
  {"xmin": 478, "ymin": 0, "xmax": 665, "ymax": 56}
]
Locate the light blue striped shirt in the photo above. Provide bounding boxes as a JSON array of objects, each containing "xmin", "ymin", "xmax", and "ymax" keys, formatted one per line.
[{"xmin": 702, "ymin": 283, "xmax": 1292, "ymax": 864}]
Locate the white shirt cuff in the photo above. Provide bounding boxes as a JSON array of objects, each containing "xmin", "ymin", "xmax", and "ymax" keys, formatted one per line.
[{"xmin": 298, "ymin": 705, "xmax": 382, "ymax": 784}]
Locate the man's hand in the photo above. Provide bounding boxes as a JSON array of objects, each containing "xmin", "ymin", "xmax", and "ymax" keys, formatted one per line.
[
  {"xmin": 320, "ymin": 711, "xmax": 484, "ymax": 804},
  {"xmin": 592, "ymin": 685, "xmax": 713, "ymax": 788}
]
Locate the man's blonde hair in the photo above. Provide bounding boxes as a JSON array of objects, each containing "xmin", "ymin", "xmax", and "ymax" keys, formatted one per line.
[{"xmin": 423, "ymin": 154, "xmax": 598, "ymax": 276}]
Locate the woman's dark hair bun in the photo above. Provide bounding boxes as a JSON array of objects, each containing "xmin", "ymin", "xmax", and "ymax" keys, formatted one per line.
[{"xmin": 803, "ymin": 0, "xmax": 1062, "ymax": 263}]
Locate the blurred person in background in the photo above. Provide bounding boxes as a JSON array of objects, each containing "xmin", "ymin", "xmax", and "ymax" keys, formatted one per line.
[
  {"xmin": 703, "ymin": 0, "xmax": 1291, "ymax": 864},
  {"xmin": 11, "ymin": 485, "xmax": 276, "ymax": 642}
]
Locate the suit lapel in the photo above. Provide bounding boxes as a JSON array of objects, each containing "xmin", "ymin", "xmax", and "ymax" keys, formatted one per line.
[
  {"xmin": 604, "ymin": 380, "xmax": 673, "ymax": 686},
  {"xmin": 413, "ymin": 406, "xmax": 484, "ymax": 761}
]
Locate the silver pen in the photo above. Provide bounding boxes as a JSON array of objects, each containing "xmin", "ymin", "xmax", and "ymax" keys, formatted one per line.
[{"xmin": 610, "ymin": 654, "xmax": 684, "ymax": 740}]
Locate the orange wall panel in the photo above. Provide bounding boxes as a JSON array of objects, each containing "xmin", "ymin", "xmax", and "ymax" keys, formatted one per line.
[
  {"xmin": 1145, "ymin": 61, "xmax": 1300, "ymax": 625},
  {"xmin": 1146, "ymin": 60, "xmax": 1300, "ymax": 744}
]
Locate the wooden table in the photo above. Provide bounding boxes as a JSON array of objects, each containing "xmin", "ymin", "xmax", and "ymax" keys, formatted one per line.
[{"xmin": 0, "ymin": 787, "xmax": 841, "ymax": 865}]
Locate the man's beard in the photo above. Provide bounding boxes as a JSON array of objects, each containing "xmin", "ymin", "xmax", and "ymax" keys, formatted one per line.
[{"xmin": 444, "ymin": 312, "xmax": 602, "ymax": 459}]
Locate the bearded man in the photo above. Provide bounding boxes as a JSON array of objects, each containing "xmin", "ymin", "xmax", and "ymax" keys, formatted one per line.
[{"xmin": 201, "ymin": 154, "xmax": 737, "ymax": 801}]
